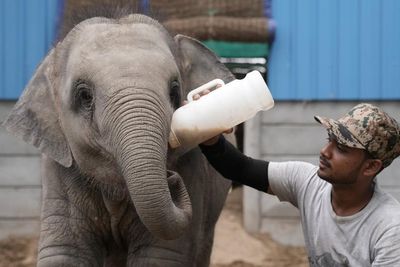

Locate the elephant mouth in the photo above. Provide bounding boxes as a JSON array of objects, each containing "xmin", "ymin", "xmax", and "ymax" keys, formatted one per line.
[{"xmin": 166, "ymin": 144, "xmax": 193, "ymax": 170}]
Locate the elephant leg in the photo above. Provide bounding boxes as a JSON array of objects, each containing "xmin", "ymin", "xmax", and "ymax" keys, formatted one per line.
[
  {"xmin": 37, "ymin": 202, "xmax": 107, "ymax": 267},
  {"xmin": 193, "ymin": 228, "xmax": 216, "ymax": 267},
  {"xmin": 37, "ymin": 209, "xmax": 104, "ymax": 267},
  {"xmin": 38, "ymin": 159, "xmax": 107, "ymax": 266}
]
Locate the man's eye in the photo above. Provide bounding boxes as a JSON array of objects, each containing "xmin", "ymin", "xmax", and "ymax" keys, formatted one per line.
[{"xmin": 336, "ymin": 144, "xmax": 347, "ymax": 152}]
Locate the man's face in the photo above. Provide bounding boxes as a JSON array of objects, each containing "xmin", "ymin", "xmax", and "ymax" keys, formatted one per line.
[{"xmin": 317, "ymin": 134, "xmax": 371, "ymax": 184}]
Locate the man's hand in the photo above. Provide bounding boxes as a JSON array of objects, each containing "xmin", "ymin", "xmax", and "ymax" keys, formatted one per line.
[{"xmin": 182, "ymin": 89, "xmax": 233, "ymax": 146}]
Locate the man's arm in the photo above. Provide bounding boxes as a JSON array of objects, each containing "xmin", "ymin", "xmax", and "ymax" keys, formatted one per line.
[
  {"xmin": 200, "ymin": 135, "xmax": 273, "ymax": 194},
  {"xmin": 372, "ymin": 226, "xmax": 400, "ymax": 266}
]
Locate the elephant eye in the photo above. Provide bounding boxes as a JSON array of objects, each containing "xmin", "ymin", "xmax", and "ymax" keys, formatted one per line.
[
  {"xmin": 75, "ymin": 81, "xmax": 94, "ymax": 111},
  {"xmin": 169, "ymin": 80, "xmax": 181, "ymax": 109}
]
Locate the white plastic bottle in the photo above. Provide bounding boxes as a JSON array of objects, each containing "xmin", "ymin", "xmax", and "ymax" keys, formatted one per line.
[{"xmin": 169, "ymin": 70, "xmax": 274, "ymax": 149}]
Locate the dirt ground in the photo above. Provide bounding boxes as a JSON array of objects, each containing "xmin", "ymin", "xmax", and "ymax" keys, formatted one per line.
[
  {"xmin": 210, "ymin": 187, "xmax": 308, "ymax": 267},
  {"xmin": 0, "ymin": 187, "xmax": 308, "ymax": 267}
]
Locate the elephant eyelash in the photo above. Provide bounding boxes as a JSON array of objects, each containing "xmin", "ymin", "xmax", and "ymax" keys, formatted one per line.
[{"xmin": 74, "ymin": 80, "xmax": 95, "ymax": 113}]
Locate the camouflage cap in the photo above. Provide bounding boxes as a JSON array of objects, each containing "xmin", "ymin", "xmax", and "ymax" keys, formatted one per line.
[{"xmin": 314, "ymin": 103, "xmax": 400, "ymax": 168}]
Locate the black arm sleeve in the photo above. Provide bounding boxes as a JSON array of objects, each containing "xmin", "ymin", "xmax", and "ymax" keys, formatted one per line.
[{"xmin": 199, "ymin": 136, "xmax": 269, "ymax": 192}]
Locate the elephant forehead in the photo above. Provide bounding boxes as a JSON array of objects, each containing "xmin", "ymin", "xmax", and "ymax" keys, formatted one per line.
[
  {"xmin": 72, "ymin": 23, "xmax": 172, "ymax": 57},
  {"xmin": 66, "ymin": 23, "xmax": 177, "ymax": 75}
]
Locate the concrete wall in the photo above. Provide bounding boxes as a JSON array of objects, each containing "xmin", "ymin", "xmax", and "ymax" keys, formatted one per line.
[
  {"xmin": 0, "ymin": 101, "xmax": 41, "ymax": 239},
  {"xmin": 243, "ymin": 101, "xmax": 400, "ymax": 246}
]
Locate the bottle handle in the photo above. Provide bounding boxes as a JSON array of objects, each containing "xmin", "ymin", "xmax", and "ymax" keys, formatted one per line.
[{"xmin": 187, "ymin": 79, "xmax": 225, "ymax": 102}]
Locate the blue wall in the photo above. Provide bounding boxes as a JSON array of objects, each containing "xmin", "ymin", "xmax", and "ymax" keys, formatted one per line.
[
  {"xmin": 0, "ymin": 0, "xmax": 62, "ymax": 99},
  {"xmin": 269, "ymin": 0, "xmax": 400, "ymax": 100},
  {"xmin": 2, "ymin": 1, "xmax": 400, "ymax": 101}
]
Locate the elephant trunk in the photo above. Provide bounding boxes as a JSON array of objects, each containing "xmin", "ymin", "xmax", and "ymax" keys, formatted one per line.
[{"xmin": 106, "ymin": 89, "xmax": 192, "ymax": 240}]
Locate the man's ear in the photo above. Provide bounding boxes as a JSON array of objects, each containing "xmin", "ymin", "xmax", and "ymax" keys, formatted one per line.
[{"xmin": 363, "ymin": 159, "xmax": 383, "ymax": 177}]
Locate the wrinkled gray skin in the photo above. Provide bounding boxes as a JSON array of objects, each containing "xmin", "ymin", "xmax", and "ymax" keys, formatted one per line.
[{"xmin": 4, "ymin": 14, "xmax": 234, "ymax": 266}]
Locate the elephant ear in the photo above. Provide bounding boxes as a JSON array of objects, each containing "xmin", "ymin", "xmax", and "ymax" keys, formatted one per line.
[
  {"xmin": 3, "ymin": 48, "xmax": 73, "ymax": 167},
  {"xmin": 174, "ymin": 34, "xmax": 235, "ymax": 97},
  {"xmin": 174, "ymin": 34, "xmax": 237, "ymax": 147}
]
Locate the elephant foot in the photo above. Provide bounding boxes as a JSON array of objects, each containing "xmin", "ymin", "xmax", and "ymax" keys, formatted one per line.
[
  {"xmin": 38, "ymin": 244, "xmax": 102, "ymax": 267},
  {"xmin": 128, "ymin": 258, "xmax": 187, "ymax": 267},
  {"xmin": 128, "ymin": 245, "xmax": 189, "ymax": 267}
]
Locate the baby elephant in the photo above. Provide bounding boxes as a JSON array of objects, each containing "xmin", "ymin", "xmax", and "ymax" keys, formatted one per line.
[{"xmin": 4, "ymin": 12, "xmax": 234, "ymax": 266}]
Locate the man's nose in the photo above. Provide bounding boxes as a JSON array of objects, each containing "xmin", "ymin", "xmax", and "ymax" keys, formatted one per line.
[{"xmin": 320, "ymin": 141, "xmax": 333, "ymax": 158}]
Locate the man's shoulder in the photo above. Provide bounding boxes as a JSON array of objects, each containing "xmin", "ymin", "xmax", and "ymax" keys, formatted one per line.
[
  {"xmin": 375, "ymin": 186, "xmax": 400, "ymax": 208},
  {"xmin": 372, "ymin": 187, "xmax": 400, "ymax": 226}
]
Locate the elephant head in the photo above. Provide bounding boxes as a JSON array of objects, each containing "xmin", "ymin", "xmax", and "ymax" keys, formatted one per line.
[{"xmin": 4, "ymin": 14, "xmax": 234, "ymax": 240}]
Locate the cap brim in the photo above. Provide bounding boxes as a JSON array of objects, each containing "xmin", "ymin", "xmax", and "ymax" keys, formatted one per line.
[{"xmin": 314, "ymin": 115, "xmax": 364, "ymax": 149}]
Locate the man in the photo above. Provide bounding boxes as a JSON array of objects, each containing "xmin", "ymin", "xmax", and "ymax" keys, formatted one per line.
[{"xmin": 199, "ymin": 103, "xmax": 400, "ymax": 266}]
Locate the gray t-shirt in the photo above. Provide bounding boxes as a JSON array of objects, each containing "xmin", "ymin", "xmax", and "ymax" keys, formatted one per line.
[{"xmin": 269, "ymin": 161, "xmax": 400, "ymax": 266}]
